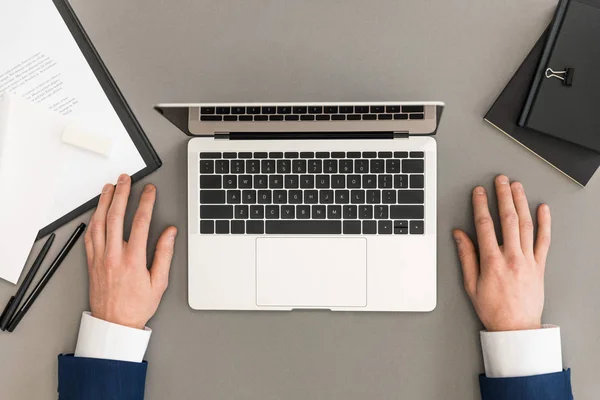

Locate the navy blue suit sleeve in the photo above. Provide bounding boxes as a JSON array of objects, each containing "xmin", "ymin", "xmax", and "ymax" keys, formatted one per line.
[
  {"xmin": 57, "ymin": 354, "xmax": 147, "ymax": 400},
  {"xmin": 479, "ymin": 369, "xmax": 573, "ymax": 400}
]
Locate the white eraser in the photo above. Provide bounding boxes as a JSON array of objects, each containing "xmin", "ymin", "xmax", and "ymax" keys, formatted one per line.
[{"xmin": 61, "ymin": 123, "xmax": 113, "ymax": 157}]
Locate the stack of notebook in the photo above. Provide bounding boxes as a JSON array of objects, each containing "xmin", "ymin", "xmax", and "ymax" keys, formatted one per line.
[{"xmin": 485, "ymin": 0, "xmax": 600, "ymax": 187}]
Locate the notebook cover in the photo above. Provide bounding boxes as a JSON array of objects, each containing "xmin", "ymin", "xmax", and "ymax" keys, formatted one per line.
[
  {"xmin": 484, "ymin": 29, "xmax": 600, "ymax": 187},
  {"xmin": 520, "ymin": 0, "xmax": 600, "ymax": 153},
  {"xmin": 36, "ymin": 0, "xmax": 162, "ymax": 238}
]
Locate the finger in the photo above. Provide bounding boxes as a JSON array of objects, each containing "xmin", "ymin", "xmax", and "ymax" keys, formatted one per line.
[
  {"xmin": 534, "ymin": 204, "xmax": 552, "ymax": 266},
  {"xmin": 84, "ymin": 221, "xmax": 94, "ymax": 270},
  {"xmin": 453, "ymin": 229, "xmax": 479, "ymax": 297},
  {"xmin": 511, "ymin": 181, "xmax": 534, "ymax": 254},
  {"xmin": 472, "ymin": 186, "xmax": 501, "ymax": 258},
  {"xmin": 106, "ymin": 174, "xmax": 131, "ymax": 253},
  {"xmin": 150, "ymin": 226, "xmax": 178, "ymax": 296},
  {"xmin": 495, "ymin": 175, "xmax": 521, "ymax": 253},
  {"xmin": 91, "ymin": 184, "xmax": 115, "ymax": 257},
  {"xmin": 129, "ymin": 184, "xmax": 157, "ymax": 257}
]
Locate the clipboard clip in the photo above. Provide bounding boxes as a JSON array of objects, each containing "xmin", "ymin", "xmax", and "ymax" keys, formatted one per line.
[{"xmin": 545, "ymin": 67, "xmax": 574, "ymax": 86}]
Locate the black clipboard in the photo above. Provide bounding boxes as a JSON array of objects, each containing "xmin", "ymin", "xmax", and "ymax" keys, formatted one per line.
[{"xmin": 35, "ymin": 0, "xmax": 162, "ymax": 239}]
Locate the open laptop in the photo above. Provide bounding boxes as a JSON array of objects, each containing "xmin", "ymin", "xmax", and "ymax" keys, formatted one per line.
[{"xmin": 155, "ymin": 102, "xmax": 443, "ymax": 312}]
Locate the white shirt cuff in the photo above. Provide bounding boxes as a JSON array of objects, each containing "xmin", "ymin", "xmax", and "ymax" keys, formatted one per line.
[
  {"xmin": 74, "ymin": 312, "xmax": 151, "ymax": 363},
  {"xmin": 480, "ymin": 325, "xmax": 563, "ymax": 378}
]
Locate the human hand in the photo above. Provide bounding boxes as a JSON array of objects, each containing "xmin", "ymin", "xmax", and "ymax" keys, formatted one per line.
[
  {"xmin": 84, "ymin": 174, "xmax": 178, "ymax": 329},
  {"xmin": 452, "ymin": 175, "xmax": 551, "ymax": 332}
]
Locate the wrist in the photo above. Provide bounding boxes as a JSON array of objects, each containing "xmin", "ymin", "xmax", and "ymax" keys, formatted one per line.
[{"xmin": 91, "ymin": 311, "xmax": 146, "ymax": 330}]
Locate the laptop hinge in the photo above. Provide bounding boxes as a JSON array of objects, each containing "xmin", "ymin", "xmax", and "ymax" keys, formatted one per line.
[
  {"xmin": 393, "ymin": 132, "xmax": 410, "ymax": 139},
  {"xmin": 213, "ymin": 131, "xmax": 399, "ymax": 140}
]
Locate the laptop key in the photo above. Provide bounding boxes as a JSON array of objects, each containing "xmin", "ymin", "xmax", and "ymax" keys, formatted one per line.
[
  {"xmin": 410, "ymin": 113, "xmax": 425, "ymax": 120},
  {"xmin": 323, "ymin": 160, "xmax": 337, "ymax": 173},
  {"xmin": 250, "ymin": 205, "xmax": 264, "ymax": 219},
  {"xmin": 359, "ymin": 205, "xmax": 373, "ymax": 219},
  {"xmin": 331, "ymin": 115, "xmax": 345, "ymax": 121},
  {"xmin": 285, "ymin": 115, "xmax": 300, "ymax": 121},
  {"xmin": 261, "ymin": 160, "xmax": 275, "ymax": 173},
  {"xmin": 375, "ymin": 205, "xmax": 389, "ymax": 219},
  {"xmin": 238, "ymin": 152, "xmax": 253, "ymax": 159},
  {"xmin": 320, "ymin": 190, "xmax": 334, "ymax": 204},
  {"xmin": 386, "ymin": 106, "xmax": 401, "ymax": 113},
  {"xmin": 266, "ymin": 206, "xmax": 279, "ymax": 219},
  {"xmin": 386, "ymin": 159, "xmax": 400, "ymax": 173},
  {"xmin": 300, "ymin": 152, "xmax": 314, "ymax": 158},
  {"xmin": 223, "ymin": 153, "xmax": 235, "ymax": 160},
  {"xmin": 246, "ymin": 221, "xmax": 264, "ymax": 234},
  {"xmin": 293, "ymin": 106, "xmax": 308, "ymax": 114},
  {"xmin": 347, "ymin": 152, "xmax": 361, "ymax": 158},
  {"xmin": 216, "ymin": 107, "xmax": 230, "ymax": 115},
  {"xmin": 297, "ymin": 205, "xmax": 311, "ymax": 219},
  {"xmin": 247, "ymin": 106, "xmax": 261, "ymax": 114},
  {"xmin": 402, "ymin": 105, "xmax": 424, "ymax": 113},
  {"xmin": 200, "ymin": 107, "xmax": 215, "ymax": 114},
  {"xmin": 371, "ymin": 105, "xmax": 385, "ymax": 113},
  {"xmin": 403, "ymin": 159, "xmax": 424, "ymax": 173},
  {"xmin": 335, "ymin": 190, "xmax": 350, "ymax": 204},
  {"xmin": 224, "ymin": 116, "xmax": 237, "ymax": 122},
  {"xmin": 370, "ymin": 159, "xmax": 384, "ymax": 173},
  {"xmin": 382, "ymin": 190, "xmax": 396, "ymax": 204},
  {"xmin": 200, "ymin": 191, "xmax": 226, "ymax": 204},
  {"xmin": 390, "ymin": 205, "xmax": 424, "ymax": 219},
  {"xmin": 301, "ymin": 115, "xmax": 315, "ymax": 121},
  {"xmin": 262, "ymin": 106, "xmax": 277, "ymax": 114},
  {"xmin": 355, "ymin": 106, "xmax": 369, "ymax": 113},
  {"xmin": 351, "ymin": 190, "xmax": 365, "ymax": 204},
  {"xmin": 231, "ymin": 160, "xmax": 245, "ymax": 173},
  {"xmin": 397, "ymin": 190, "xmax": 425, "ymax": 204},
  {"xmin": 281, "ymin": 205, "xmax": 295, "ymax": 219},
  {"xmin": 200, "ymin": 152, "xmax": 221, "ymax": 159},
  {"xmin": 331, "ymin": 175, "xmax": 345, "ymax": 188},
  {"xmin": 316, "ymin": 175, "xmax": 330, "ymax": 188},
  {"xmin": 246, "ymin": 160, "xmax": 260, "ymax": 174},
  {"xmin": 308, "ymin": 159, "xmax": 322, "ymax": 173},
  {"xmin": 355, "ymin": 160, "xmax": 369, "ymax": 173},
  {"xmin": 343, "ymin": 205, "xmax": 358, "ymax": 219},
  {"xmin": 367, "ymin": 190, "xmax": 381, "ymax": 204},
  {"xmin": 300, "ymin": 175, "xmax": 315, "ymax": 188},
  {"xmin": 266, "ymin": 221, "xmax": 341, "ymax": 234},
  {"xmin": 258, "ymin": 190, "xmax": 271, "ymax": 204},
  {"xmin": 378, "ymin": 220, "xmax": 393, "ymax": 234},
  {"xmin": 285, "ymin": 152, "xmax": 299, "ymax": 158},
  {"xmin": 200, "ymin": 160, "xmax": 214, "ymax": 173},
  {"xmin": 227, "ymin": 190, "xmax": 241, "ymax": 204},
  {"xmin": 289, "ymin": 190, "xmax": 303, "ymax": 204},
  {"xmin": 254, "ymin": 115, "xmax": 268, "ymax": 121},
  {"xmin": 231, "ymin": 220, "xmax": 245, "ymax": 234},
  {"xmin": 395, "ymin": 174, "xmax": 409, "ymax": 189},
  {"xmin": 340, "ymin": 106, "xmax": 354, "ymax": 113},
  {"xmin": 242, "ymin": 190, "xmax": 256, "ymax": 204},
  {"xmin": 269, "ymin": 175, "xmax": 284, "ymax": 189},
  {"xmin": 343, "ymin": 221, "xmax": 361, "ymax": 234},
  {"xmin": 304, "ymin": 190, "xmax": 318, "ymax": 204},
  {"xmin": 378, "ymin": 175, "xmax": 393, "ymax": 189},
  {"xmin": 200, "ymin": 220, "xmax": 214, "ymax": 234},
  {"xmin": 362, "ymin": 175, "xmax": 377, "ymax": 189},
  {"xmin": 215, "ymin": 221, "xmax": 229, "ymax": 234},
  {"xmin": 273, "ymin": 190, "xmax": 287, "ymax": 204},
  {"xmin": 200, "ymin": 175, "xmax": 221, "ymax": 189},
  {"xmin": 394, "ymin": 151, "xmax": 409, "ymax": 158},
  {"xmin": 312, "ymin": 205, "xmax": 326, "ymax": 219},
  {"xmin": 285, "ymin": 175, "xmax": 299, "ymax": 189},
  {"xmin": 235, "ymin": 205, "xmax": 249, "ymax": 219},
  {"xmin": 362, "ymin": 220, "xmax": 377, "ymax": 234},
  {"xmin": 223, "ymin": 175, "xmax": 236, "ymax": 189},
  {"xmin": 254, "ymin": 175, "xmax": 268, "ymax": 189},
  {"xmin": 215, "ymin": 160, "xmax": 229, "ymax": 174},
  {"xmin": 327, "ymin": 205, "xmax": 342, "ymax": 219},
  {"xmin": 324, "ymin": 106, "xmax": 338, "ymax": 114},
  {"xmin": 292, "ymin": 160, "xmax": 307, "ymax": 173},
  {"xmin": 200, "ymin": 205, "xmax": 232, "ymax": 219},
  {"xmin": 410, "ymin": 174, "xmax": 425, "ymax": 189},
  {"xmin": 347, "ymin": 175, "xmax": 361, "ymax": 188},
  {"xmin": 410, "ymin": 221, "xmax": 425, "ymax": 234},
  {"xmin": 363, "ymin": 114, "xmax": 377, "ymax": 120},
  {"xmin": 277, "ymin": 160, "xmax": 291, "ymax": 173},
  {"xmin": 394, "ymin": 114, "xmax": 408, "ymax": 120},
  {"xmin": 308, "ymin": 106, "xmax": 323, "ymax": 114},
  {"xmin": 394, "ymin": 220, "xmax": 409, "ymax": 235},
  {"xmin": 410, "ymin": 151, "xmax": 425, "ymax": 158},
  {"xmin": 238, "ymin": 175, "xmax": 252, "ymax": 188},
  {"xmin": 340, "ymin": 160, "xmax": 353, "ymax": 173}
]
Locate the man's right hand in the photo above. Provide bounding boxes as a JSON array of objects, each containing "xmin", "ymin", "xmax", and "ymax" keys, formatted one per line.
[{"xmin": 452, "ymin": 175, "xmax": 552, "ymax": 332}]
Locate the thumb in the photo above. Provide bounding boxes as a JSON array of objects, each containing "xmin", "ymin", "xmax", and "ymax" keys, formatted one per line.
[
  {"xmin": 150, "ymin": 226, "xmax": 177, "ymax": 295},
  {"xmin": 453, "ymin": 229, "xmax": 479, "ymax": 298}
]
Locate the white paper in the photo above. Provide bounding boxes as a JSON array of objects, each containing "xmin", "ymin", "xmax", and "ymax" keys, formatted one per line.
[{"xmin": 0, "ymin": 0, "xmax": 147, "ymax": 283}]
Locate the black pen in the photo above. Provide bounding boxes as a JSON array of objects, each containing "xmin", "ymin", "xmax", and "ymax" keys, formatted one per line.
[
  {"xmin": 6, "ymin": 223, "xmax": 86, "ymax": 333},
  {"xmin": 0, "ymin": 233, "xmax": 56, "ymax": 331}
]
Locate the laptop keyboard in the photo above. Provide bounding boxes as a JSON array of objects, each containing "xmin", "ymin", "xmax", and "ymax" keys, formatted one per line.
[
  {"xmin": 198, "ymin": 151, "xmax": 425, "ymax": 235},
  {"xmin": 199, "ymin": 105, "xmax": 425, "ymax": 122}
]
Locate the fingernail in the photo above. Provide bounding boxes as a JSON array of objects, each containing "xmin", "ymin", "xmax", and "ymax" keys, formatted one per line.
[
  {"xmin": 144, "ymin": 184, "xmax": 155, "ymax": 193},
  {"xmin": 453, "ymin": 233, "xmax": 461, "ymax": 244},
  {"xmin": 118, "ymin": 174, "xmax": 129, "ymax": 184},
  {"xmin": 542, "ymin": 204, "xmax": 550, "ymax": 213},
  {"xmin": 512, "ymin": 182, "xmax": 523, "ymax": 191},
  {"xmin": 497, "ymin": 175, "xmax": 509, "ymax": 184},
  {"xmin": 474, "ymin": 186, "xmax": 485, "ymax": 195},
  {"xmin": 168, "ymin": 228, "xmax": 178, "ymax": 241},
  {"xmin": 102, "ymin": 184, "xmax": 112, "ymax": 193}
]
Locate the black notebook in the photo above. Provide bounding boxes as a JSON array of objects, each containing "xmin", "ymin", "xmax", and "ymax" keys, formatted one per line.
[
  {"xmin": 519, "ymin": 0, "xmax": 600, "ymax": 153},
  {"xmin": 485, "ymin": 29, "xmax": 600, "ymax": 187}
]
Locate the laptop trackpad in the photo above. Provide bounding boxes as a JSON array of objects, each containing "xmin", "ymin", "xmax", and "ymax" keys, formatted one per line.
[{"xmin": 256, "ymin": 238, "xmax": 367, "ymax": 308}]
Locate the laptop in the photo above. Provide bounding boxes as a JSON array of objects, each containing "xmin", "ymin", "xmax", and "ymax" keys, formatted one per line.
[{"xmin": 155, "ymin": 102, "xmax": 444, "ymax": 312}]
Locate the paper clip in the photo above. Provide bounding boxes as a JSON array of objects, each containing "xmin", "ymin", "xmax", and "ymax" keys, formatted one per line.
[{"xmin": 545, "ymin": 67, "xmax": 574, "ymax": 86}]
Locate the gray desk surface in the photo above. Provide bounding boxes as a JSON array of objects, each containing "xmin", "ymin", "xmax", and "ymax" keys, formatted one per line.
[{"xmin": 1, "ymin": 0, "xmax": 598, "ymax": 399}]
